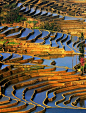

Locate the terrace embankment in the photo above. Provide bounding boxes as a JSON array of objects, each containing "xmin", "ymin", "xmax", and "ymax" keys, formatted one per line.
[
  {"xmin": 4, "ymin": 41, "xmax": 74, "ymax": 56},
  {"xmin": 2, "ymin": 19, "xmax": 86, "ymax": 39},
  {"xmin": 56, "ymin": 20, "xmax": 86, "ymax": 38}
]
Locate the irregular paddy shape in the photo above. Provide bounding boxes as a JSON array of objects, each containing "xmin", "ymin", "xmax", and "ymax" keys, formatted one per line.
[
  {"xmin": 1, "ymin": 1, "xmax": 86, "ymax": 113},
  {"xmin": 33, "ymin": 90, "xmax": 48, "ymax": 106},
  {"xmin": 29, "ymin": 7, "xmax": 35, "ymax": 14},
  {"xmin": 20, "ymin": 6, "xmax": 26, "ymax": 11},
  {"xmin": 27, "ymin": 29, "xmax": 41, "ymax": 40},
  {"xmin": 64, "ymin": 16, "xmax": 78, "ymax": 20},
  {"xmin": 5, "ymin": 85, "xmax": 17, "ymax": 100},
  {"xmin": 6, "ymin": 31, "xmax": 20, "ymax": 37},
  {"xmin": 0, "ymin": 26, "xmax": 5, "ymax": 29},
  {"xmin": 41, "ymin": 10, "xmax": 47, "ymax": 15},
  {"xmin": 34, "ymin": 9, "xmax": 41, "ymax": 16},
  {"xmin": 48, "ymin": 92, "xmax": 54, "ymax": 98},
  {"xmin": 52, "ymin": 13, "xmax": 58, "ymax": 17},
  {"xmin": 55, "ymin": 67, "xmax": 66, "ymax": 71},
  {"xmin": 31, "ymin": 106, "xmax": 44, "ymax": 113},
  {"xmin": 56, "ymin": 33, "xmax": 63, "ymax": 48},
  {"xmin": 0, "ymin": 99, "xmax": 17, "ymax": 107},
  {"xmin": 77, "ymin": 99, "xmax": 86, "ymax": 108},
  {"xmin": 23, "ymin": 55, "xmax": 33, "ymax": 59},
  {"xmin": 57, "ymin": 88, "xmax": 86, "ymax": 108},
  {"xmin": 34, "ymin": 57, "xmax": 41, "ymax": 60},
  {"xmin": 0, "ymin": 96, "xmax": 9, "ymax": 102},
  {"xmin": 35, "ymin": 38, "xmax": 44, "ymax": 43},
  {"xmin": 42, "ymin": 59, "xmax": 52, "ymax": 66},
  {"xmin": 52, "ymin": 55, "xmax": 79, "ymax": 68},
  {"xmin": 0, "ymin": 64, "xmax": 9, "ymax": 69},
  {"xmin": 25, "ymin": 84, "xmax": 49, "ymax": 102},
  {"xmin": 15, "ymin": 77, "xmax": 41, "ymax": 100},
  {"xmin": 45, "ymin": 108, "xmax": 86, "ymax": 113},
  {"xmin": 0, "ymin": 27, "xmax": 14, "ymax": 34},
  {"xmin": 15, "ymin": 104, "xmax": 35, "ymax": 112},
  {"xmin": 62, "ymin": 34, "xmax": 71, "ymax": 51},
  {"xmin": 45, "ymin": 37, "xmax": 51, "ymax": 45},
  {"xmin": 68, "ymin": 37, "xmax": 79, "ymax": 53},
  {"xmin": 40, "ymin": 30, "xmax": 49, "ymax": 39},
  {"xmin": 20, "ymin": 28, "xmax": 32, "ymax": 38},
  {"xmin": 24, "ymin": 6, "xmax": 30, "ymax": 12},
  {"xmin": 16, "ymin": 2, "xmax": 23, "ymax": 7},
  {"xmin": 59, "ymin": 15, "xmax": 63, "ymax": 18},
  {"xmin": 0, "ymin": 53, "xmax": 11, "ymax": 60},
  {"xmin": 11, "ymin": 53, "xmax": 21, "ymax": 59},
  {"xmin": 0, "ymin": 24, "xmax": 85, "ymax": 113},
  {"xmin": 47, "ymin": 12, "xmax": 52, "ymax": 16}
]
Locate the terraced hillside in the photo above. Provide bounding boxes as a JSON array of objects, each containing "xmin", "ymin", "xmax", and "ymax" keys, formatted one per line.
[
  {"xmin": 1, "ymin": 0, "xmax": 86, "ymax": 37},
  {"xmin": 0, "ymin": 25, "xmax": 86, "ymax": 113},
  {"xmin": 1, "ymin": 0, "xmax": 86, "ymax": 113}
]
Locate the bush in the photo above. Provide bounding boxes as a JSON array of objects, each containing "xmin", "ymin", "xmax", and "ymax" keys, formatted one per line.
[
  {"xmin": 3, "ymin": 7, "xmax": 26, "ymax": 24},
  {"xmin": 40, "ymin": 22, "xmax": 61, "ymax": 31}
]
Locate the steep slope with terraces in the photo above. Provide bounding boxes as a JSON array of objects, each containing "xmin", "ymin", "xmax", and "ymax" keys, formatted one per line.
[
  {"xmin": 0, "ymin": 0, "xmax": 86, "ymax": 113},
  {"xmin": 0, "ymin": 25, "xmax": 86, "ymax": 113},
  {"xmin": 1, "ymin": 0, "xmax": 86, "ymax": 37}
]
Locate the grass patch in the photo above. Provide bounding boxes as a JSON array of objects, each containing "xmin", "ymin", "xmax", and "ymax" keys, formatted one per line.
[
  {"xmin": 0, "ymin": 40, "xmax": 7, "ymax": 44},
  {"xmin": 7, "ymin": 42, "xmax": 19, "ymax": 45}
]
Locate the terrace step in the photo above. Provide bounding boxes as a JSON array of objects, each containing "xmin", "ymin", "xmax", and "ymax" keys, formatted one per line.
[{"xmin": 0, "ymin": 101, "xmax": 26, "ymax": 112}]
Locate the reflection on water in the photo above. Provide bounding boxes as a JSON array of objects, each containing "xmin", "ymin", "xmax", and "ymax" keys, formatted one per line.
[
  {"xmin": 62, "ymin": 35, "xmax": 71, "ymax": 51},
  {"xmin": 24, "ymin": 6, "xmax": 29, "ymax": 12},
  {"xmin": 35, "ymin": 39, "xmax": 44, "ymax": 43},
  {"xmin": 64, "ymin": 16, "xmax": 78, "ymax": 20},
  {"xmin": 28, "ymin": 29, "xmax": 40, "ymax": 40},
  {"xmin": 47, "ymin": 12, "xmax": 52, "ymax": 16},
  {"xmin": 11, "ymin": 53, "xmax": 21, "ymax": 59},
  {"xmin": 44, "ymin": 37, "xmax": 51, "ymax": 45},
  {"xmin": 0, "ymin": 53, "xmax": 11, "ymax": 60},
  {"xmin": 29, "ymin": 7, "xmax": 35, "ymax": 13},
  {"xmin": 16, "ymin": 3, "xmax": 22, "ymax": 7},
  {"xmin": 6, "ymin": 31, "xmax": 20, "ymax": 37},
  {"xmin": 34, "ymin": 9, "xmax": 41, "ymax": 15},
  {"xmin": 41, "ymin": 10, "xmax": 47, "ymax": 15},
  {"xmin": 77, "ymin": 99, "xmax": 86, "ymax": 108},
  {"xmin": 0, "ymin": 27, "xmax": 14, "ymax": 34},
  {"xmin": 20, "ymin": 7, "xmax": 26, "ymax": 11},
  {"xmin": 20, "ymin": 28, "xmax": 32, "ymax": 38},
  {"xmin": 52, "ymin": 13, "xmax": 58, "ymax": 17},
  {"xmin": 0, "ymin": 64, "xmax": 9, "ymax": 69},
  {"xmin": 0, "ymin": 26, "xmax": 4, "ymax": 29},
  {"xmin": 40, "ymin": 30, "xmax": 49, "ymax": 38},
  {"xmin": 52, "ymin": 55, "xmax": 79, "ymax": 68}
]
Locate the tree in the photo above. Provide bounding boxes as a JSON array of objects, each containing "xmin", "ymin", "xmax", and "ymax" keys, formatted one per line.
[
  {"xmin": 79, "ymin": 33, "xmax": 85, "ymax": 74},
  {"xmin": 79, "ymin": 32, "xmax": 84, "ymax": 41}
]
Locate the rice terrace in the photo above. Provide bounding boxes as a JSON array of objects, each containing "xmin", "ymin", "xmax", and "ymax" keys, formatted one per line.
[{"xmin": 1, "ymin": 0, "xmax": 86, "ymax": 113}]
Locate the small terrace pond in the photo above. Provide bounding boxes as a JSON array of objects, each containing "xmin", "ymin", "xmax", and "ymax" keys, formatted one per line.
[
  {"xmin": 34, "ymin": 9, "xmax": 41, "ymax": 15},
  {"xmin": 41, "ymin": 10, "xmax": 47, "ymax": 15},
  {"xmin": 27, "ymin": 29, "xmax": 41, "ymax": 40},
  {"xmin": 64, "ymin": 16, "xmax": 78, "ymax": 20},
  {"xmin": 20, "ymin": 28, "xmax": 32, "ymax": 38}
]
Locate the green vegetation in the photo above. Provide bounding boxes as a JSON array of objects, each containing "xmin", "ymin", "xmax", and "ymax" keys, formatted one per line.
[
  {"xmin": 2, "ymin": 8, "xmax": 26, "ymax": 24},
  {"xmin": 32, "ymin": 27, "xmax": 40, "ymax": 29},
  {"xmin": 79, "ymin": 32, "xmax": 84, "ymax": 41},
  {"xmin": 30, "ymin": 65, "xmax": 44, "ymax": 70},
  {"xmin": 79, "ymin": 33, "xmax": 84, "ymax": 60},
  {"xmin": 78, "ymin": 33, "xmax": 85, "ymax": 74},
  {"xmin": 40, "ymin": 22, "xmax": 61, "ymax": 31},
  {"xmin": 3, "ymin": 3, "xmax": 17, "ymax": 9},
  {"xmin": 0, "ymin": 40, "xmax": 7, "ymax": 44},
  {"xmin": 27, "ymin": 20, "xmax": 38, "ymax": 24},
  {"xmin": 7, "ymin": 42, "xmax": 19, "ymax": 45}
]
